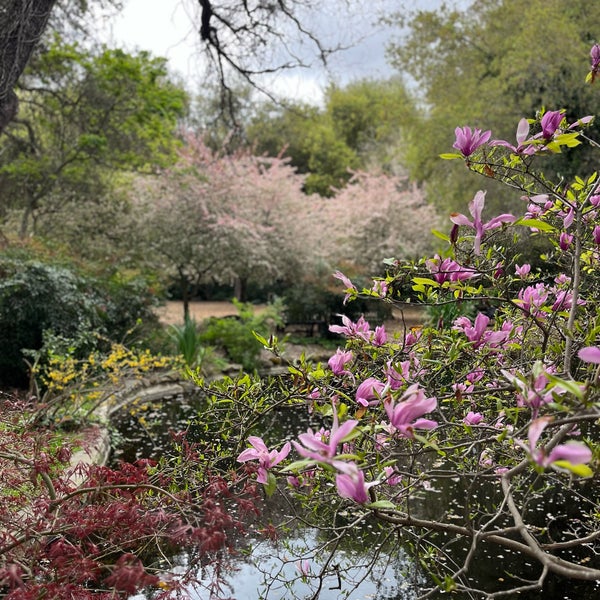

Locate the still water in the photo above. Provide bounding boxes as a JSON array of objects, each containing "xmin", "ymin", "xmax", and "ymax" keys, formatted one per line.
[{"xmin": 111, "ymin": 392, "xmax": 600, "ymax": 600}]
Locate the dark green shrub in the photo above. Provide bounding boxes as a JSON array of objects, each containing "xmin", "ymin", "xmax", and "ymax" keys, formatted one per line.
[
  {"xmin": 199, "ymin": 300, "xmax": 284, "ymax": 371},
  {"xmin": 0, "ymin": 255, "xmax": 160, "ymax": 387}
]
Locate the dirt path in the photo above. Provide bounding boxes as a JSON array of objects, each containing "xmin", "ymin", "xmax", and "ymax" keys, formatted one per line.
[
  {"xmin": 156, "ymin": 300, "xmax": 425, "ymax": 330},
  {"xmin": 156, "ymin": 301, "xmax": 266, "ymax": 326}
]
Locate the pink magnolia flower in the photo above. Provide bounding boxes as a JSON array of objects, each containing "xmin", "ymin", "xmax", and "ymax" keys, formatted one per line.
[
  {"xmin": 450, "ymin": 191, "xmax": 515, "ymax": 255},
  {"xmin": 491, "ymin": 118, "xmax": 537, "ymax": 155},
  {"xmin": 593, "ymin": 225, "xmax": 600, "ymax": 245},
  {"xmin": 501, "ymin": 367, "xmax": 558, "ymax": 419},
  {"xmin": 579, "ymin": 346, "xmax": 600, "ymax": 364},
  {"xmin": 590, "ymin": 43, "xmax": 600, "ymax": 81},
  {"xmin": 293, "ymin": 409, "xmax": 358, "ymax": 466},
  {"xmin": 328, "ymin": 348, "xmax": 354, "ymax": 376},
  {"xmin": 356, "ymin": 377, "xmax": 386, "ymax": 407},
  {"xmin": 372, "ymin": 325, "xmax": 387, "ymax": 346},
  {"xmin": 383, "ymin": 466, "xmax": 402, "ymax": 486},
  {"xmin": 371, "ymin": 279, "xmax": 388, "ymax": 297},
  {"xmin": 384, "ymin": 359, "xmax": 410, "ymax": 390},
  {"xmin": 559, "ymin": 232, "xmax": 573, "ymax": 251},
  {"xmin": 540, "ymin": 110, "xmax": 564, "ymax": 139},
  {"xmin": 516, "ymin": 283, "xmax": 549, "ymax": 318},
  {"xmin": 552, "ymin": 289, "xmax": 585, "ymax": 312},
  {"xmin": 425, "ymin": 255, "xmax": 477, "ymax": 283},
  {"xmin": 237, "ymin": 437, "xmax": 291, "ymax": 484},
  {"xmin": 515, "ymin": 263, "xmax": 531, "ymax": 278},
  {"xmin": 453, "ymin": 313, "xmax": 509, "ymax": 349},
  {"xmin": 453, "ymin": 126, "xmax": 492, "ymax": 157},
  {"xmin": 333, "ymin": 271, "xmax": 357, "ymax": 304},
  {"xmin": 335, "ymin": 463, "xmax": 379, "ymax": 504},
  {"xmin": 527, "ymin": 417, "xmax": 592, "ymax": 469},
  {"xmin": 329, "ymin": 314, "xmax": 371, "ymax": 341},
  {"xmin": 384, "ymin": 383, "xmax": 437, "ymax": 438},
  {"xmin": 463, "ymin": 411, "xmax": 484, "ymax": 425},
  {"xmin": 296, "ymin": 560, "xmax": 311, "ymax": 577}
]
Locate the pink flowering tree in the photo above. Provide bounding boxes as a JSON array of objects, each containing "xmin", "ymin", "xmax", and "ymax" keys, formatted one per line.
[
  {"xmin": 206, "ymin": 48, "xmax": 600, "ymax": 599},
  {"xmin": 131, "ymin": 134, "xmax": 317, "ymax": 313}
]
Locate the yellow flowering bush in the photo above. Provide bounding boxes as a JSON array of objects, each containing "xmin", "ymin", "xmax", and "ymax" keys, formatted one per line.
[{"xmin": 32, "ymin": 343, "xmax": 180, "ymax": 423}]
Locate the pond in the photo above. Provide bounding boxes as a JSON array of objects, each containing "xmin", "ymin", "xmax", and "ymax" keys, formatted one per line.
[{"xmin": 110, "ymin": 390, "xmax": 600, "ymax": 600}]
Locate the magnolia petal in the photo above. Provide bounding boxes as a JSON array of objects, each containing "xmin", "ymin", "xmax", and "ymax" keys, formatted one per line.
[{"xmin": 578, "ymin": 346, "xmax": 600, "ymax": 364}]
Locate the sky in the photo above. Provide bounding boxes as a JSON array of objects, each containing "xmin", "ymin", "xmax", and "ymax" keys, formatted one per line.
[{"xmin": 100, "ymin": 0, "xmax": 445, "ymax": 104}]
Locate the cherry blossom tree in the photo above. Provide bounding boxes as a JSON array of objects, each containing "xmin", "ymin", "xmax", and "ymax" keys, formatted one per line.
[
  {"xmin": 132, "ymin": 134, "xmax": 317, "ymax": 313},
  {"xmin": 310, "ymin": 170, "xmax": 440, "ymax": 275}
]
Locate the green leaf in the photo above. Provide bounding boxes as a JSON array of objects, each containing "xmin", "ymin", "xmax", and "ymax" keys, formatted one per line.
[
  {"xmin": 544, "ymin": 373, "xmax": 584, "ymax": 400},
  {"xmin": 412, "ymin": 277, "xmax": 440, "ymax": 288},
  {"xmin": 252, "ymin": 331, "xmax": 270, "ymax": 347},
  {"xmin": 439, "ymin": 152, "xmax": 463, "ymax": 160},
  {"xmin": 431, "ymin": 229, "xmax": 451, "ymax": 242},
  {"xmin": 367, "ymin": 500, "xmax": 397, "ymax": 510},
  {"xmin": 516, "ymin": 218, "xmax": 556, "ymax": 232},
  {"xmin": 552, "ymin": 461, "xmax": 593, "ymax": 478},
  {"xmin": 264, "ymin": 472, "xmax": 277, "ymax": 497},
  {"xmin": 281, "ymin": 459, "xmax": 312, "ymax": 473}
]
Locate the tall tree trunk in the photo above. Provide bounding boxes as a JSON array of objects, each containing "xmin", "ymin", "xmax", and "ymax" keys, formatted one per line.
[{"xmin": 0, "ymin": 0, "xmax": 57, "ymax": 134}]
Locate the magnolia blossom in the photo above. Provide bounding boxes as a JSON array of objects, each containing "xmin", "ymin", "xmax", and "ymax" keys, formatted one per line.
[
  {"xmin": 591, "ymin": 43, "xmax": 600, "ymax": 80},
  {"xmin": 329, "ymin": 314, "xmax": 371, "ymax": 341},
  {"xmin": 384, "ymin": 383, "xmax": 437, "ymax": 438},
  {"xmin": 372, "ymin": 325, "xmax": 387, "ymax": 346},
  {"xmin": 579, "ymin": 346, "xmax": 600, "ymax": 364},
  {"xmin": 463, "ymin": 411, "xmax": 484, "ymax": 425},
  {"xmin": 333, "ymin": 271, "xmax": 357, "ymax": 304},
  {"xmin": 515, "ymin": 263, "xmax": 531, "ymax": 278},
  {"xmin": 450, "ymin": 191, "xmax": 515, "ymax": 255},
  {"xmin": 552, "ymin": 289, "xmax": 585, "ymax": 312},
  {"xmin": 425, "ymin": 254, "xmax": 477, "ymax": 283},
  {"xmin": 501, "ymin": 367, "xmax": 559, "ymax": 419},
  {"xmin": 296, "ymin": 560, "xmax": 311, "ymax": 577},
  {"xmin": 384, "ymin": 359, "xmax": 410, "ymax": 390},
  {"xmin": 356, "ymin": 377, "xmax": 386, "ymax": 407},
  {"xmin": 383, "ymin": 466, "xmax": 402, "ymax": 486},
  {"xmin": 559, "ymin": 232, "xmax": 573, "ymax": 251},
  {"xmin": 237, "ymin": 437, "xmax": 291, "ymax": 484},
  {"xmin": 527, "ymin": 417, "xmax": 592, "ymax": 469},
  {"xmin": 293, "ymin": 409, "xmax": 358, "ymax": 466},
  {"xmin": 453, "ymin": 126, "xmax": 492, "ymax": 157},
  {"xmin": 328, "ymin": 348, "xmax": 353, "ymax": 376},
  {"xmin": 540, "ymin": 110, "xmax": 564, "ymax": 139},
  {"xmin": 516, "ymin": 283, "xmax": 549, "ymax": 318},
  {"xmin": 491, "ymin": 118, "xmax": 537, "ymax": 155},
  {"xmin": 453, "ymin": 313, "xmax": 509, "ymax": 349},
  {"xmin": 335, "ymin": 463, "xmax": 379, "ymax": 504},
  {"xmin": 371, "ymin": 279, "xmax": 388, "ymax": 297}
]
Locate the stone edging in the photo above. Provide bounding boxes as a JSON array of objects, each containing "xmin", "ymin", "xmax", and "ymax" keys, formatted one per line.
[{"xmin": 65, "ymin": 374, "xmax": 195, "ymax": 487}]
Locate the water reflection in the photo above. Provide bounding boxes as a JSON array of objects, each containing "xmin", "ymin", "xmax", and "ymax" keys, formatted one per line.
[{"xmin": 111, "ymin": 392, "xmax": 600, "ymax": 600}]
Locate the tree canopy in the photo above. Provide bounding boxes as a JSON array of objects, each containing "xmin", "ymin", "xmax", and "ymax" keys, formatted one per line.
[
  {"xmin": 0, "ymin": 37, "xmax": 188, "ymax": 239},
  {"xmin": 386, "ymin": 0, "xmax": 600, "ymax": 213}
]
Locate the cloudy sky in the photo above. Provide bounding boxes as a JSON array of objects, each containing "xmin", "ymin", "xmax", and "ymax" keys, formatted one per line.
[{"xmin": 100, "ymin": 0, "xmax": 446, "ymax": 103}]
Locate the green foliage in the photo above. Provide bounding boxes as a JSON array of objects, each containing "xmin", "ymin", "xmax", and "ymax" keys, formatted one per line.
[
  {"xmin": 387, "ymin": 0, "xmax": 600, "ymax": 213},
  {"xmin": 168, "ymin": 317, "xmax": 206, "ymax": 368},
  {"xmin": 0, "ymin": 249, "xmax": 160, "ymax": 387},
  {"xmin": 199, "ymin": 300, "xmax": 284, "ymax": 371},
  {"xmin": 244, "ymin": 78, "xmax": 416, "ymax": 195},
  {"xmin": 0, "ymin": 35, "xmax": 188, "ymax": 238}
]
